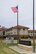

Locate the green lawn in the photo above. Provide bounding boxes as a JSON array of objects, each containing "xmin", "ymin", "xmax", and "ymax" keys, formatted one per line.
[{"xmin": 0, "ymin": 41, "xmax": 20, "ymax": 54}]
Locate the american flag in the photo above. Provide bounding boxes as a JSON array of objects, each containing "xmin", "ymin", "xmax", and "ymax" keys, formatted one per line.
[{"xmin": 11, "ymin": 6, "xmax": 18, "ymax": 13}]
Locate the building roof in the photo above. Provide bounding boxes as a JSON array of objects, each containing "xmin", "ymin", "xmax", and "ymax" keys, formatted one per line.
[
  {"xmin": 28, "ymin": 30, "xmax": 36, "ymax": 33},
  {"xmin": 6, "ymin": 25, "xmax": 29, "ymax": 31},
  {"xmin": 13, "ymin": 25, "xmax": 29, "ymax": 29},
  {"xmin": 0, "ymin": 27, "xmax": 7, "ymax": 31}
]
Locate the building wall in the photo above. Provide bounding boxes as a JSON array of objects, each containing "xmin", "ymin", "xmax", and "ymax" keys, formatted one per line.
[
  {"xmin": 23, "ymin": 29, "xmax": 28, "ymax": 35},
  {"xmin": 12, "ymin": 29, "xmax": 17, "ymax": 35},
  {"xmin": 19, "ymin": 29, "xmax": 28, "ymax": 35},
  {"xmin": 0, "ymin": 31, "xmax": 3, "ymax": 36},
  {"xmin": 19, "ymin": 29, "xmax": 23, "ymax": 35},
  {"xmin": 5, "ymin": 28, "xmax": 29, "ymax": 36},
  {"xmin": 29, "ymin": 33, "xmax": 33, "ymax": 36},
  {"xmin": 0, "ymin": 30, "xmax": 5, "ymax": 37},
  {"xmin": 5, "ymin": 29, "xmax": 17, "ymax": 35},
  {"xmin": 29, "ymin": 32, "xmax": 36, "ymax": 36}
]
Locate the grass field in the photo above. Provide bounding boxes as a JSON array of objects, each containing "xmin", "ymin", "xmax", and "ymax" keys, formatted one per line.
[{"xmin": 0, "ymin": 41, "xmax": 20, "ymax": 54}]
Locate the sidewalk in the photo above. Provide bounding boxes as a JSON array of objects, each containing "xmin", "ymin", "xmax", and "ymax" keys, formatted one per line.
[{"xmin": 9, "ymin": 46, "xmax": 36, "ymax": 54}]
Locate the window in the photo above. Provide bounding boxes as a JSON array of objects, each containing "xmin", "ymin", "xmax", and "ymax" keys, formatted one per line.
[
  {"xmin": 3, "ymin": 31, "xmax": 5, "ymax": 35},
  {"xmin": 23, "ymin": 29, "xmax": 25, "ymax": 30},
  {"xmin": 14, "ymin": 32, "xmax": 16, "ymax": 34}
]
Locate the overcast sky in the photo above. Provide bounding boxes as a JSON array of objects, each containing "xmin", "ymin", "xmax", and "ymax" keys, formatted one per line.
[{"xmin": 0, "ymin": 0, "xmax": 36, "ymax": 30}]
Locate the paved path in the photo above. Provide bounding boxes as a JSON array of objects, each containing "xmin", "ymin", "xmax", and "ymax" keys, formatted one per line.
[{"xmin": 9, "ymin": 46, "xmax": 36, "ymax": 54}]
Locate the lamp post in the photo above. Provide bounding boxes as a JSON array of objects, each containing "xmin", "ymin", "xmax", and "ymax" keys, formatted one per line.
[{"xmin": 33, "ymin": 0, "xmax": 35, "ymax": 52}]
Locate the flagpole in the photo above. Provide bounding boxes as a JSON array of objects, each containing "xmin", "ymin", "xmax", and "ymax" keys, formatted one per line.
[
  {"xmin": 17, "ymin": 6, "xmax": 19, "ymax": 44},
  {"xmin": 17, "ymin": 6, "xmax": 18, "ymax": 28},
  {"xmin": 33, "ymin": 0, "xmax": 35, "ymax": 52}
]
